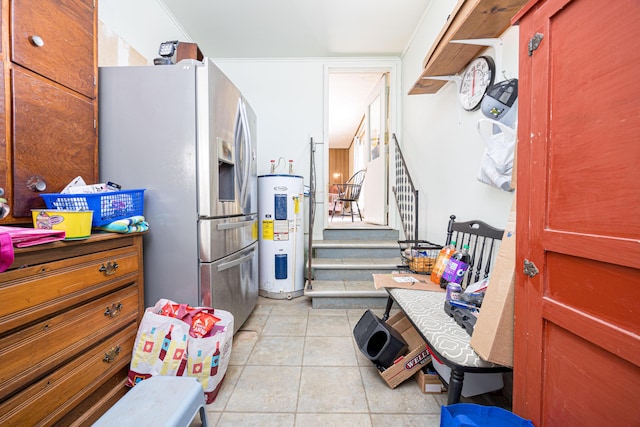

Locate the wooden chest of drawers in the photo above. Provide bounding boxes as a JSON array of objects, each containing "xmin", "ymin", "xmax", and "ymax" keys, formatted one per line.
[{"xmin": 0, "ymin": 233, "xmax": 144, "ymax": 426}]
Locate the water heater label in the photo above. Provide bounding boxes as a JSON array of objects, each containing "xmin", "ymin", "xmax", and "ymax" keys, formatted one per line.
[
  {"xmin": 262, "ymin": 220, "xmax": 274, "ymax": 240},
  {"xmin": 273, "ymin": 220, "xmax": 289, "ymax": 241},
  {"xmin": 274, "ymin": 194, "xmax": 287, "ymax": 220}
]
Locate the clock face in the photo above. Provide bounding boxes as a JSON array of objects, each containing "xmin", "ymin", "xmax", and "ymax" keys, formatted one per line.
[{"xmin": 458, "ymin": 56, "xmax": 496, "ymax": 111}]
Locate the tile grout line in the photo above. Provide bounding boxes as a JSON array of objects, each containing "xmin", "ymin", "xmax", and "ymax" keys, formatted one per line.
[{"xmin": 293, "ymin": 308, "xmax": 310, "ymax": 424}]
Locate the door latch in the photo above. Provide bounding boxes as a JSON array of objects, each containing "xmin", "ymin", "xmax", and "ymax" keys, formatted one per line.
[
  {"xmin": 523, "ymin": 259, "xmax": 539, "ymax": 278},
  {"xmin": 528, "ymin": 33, "xmax": 544, "ymax": 56}
]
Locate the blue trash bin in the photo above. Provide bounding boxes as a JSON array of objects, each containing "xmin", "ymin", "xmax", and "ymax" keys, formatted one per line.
[{"xmin": 440, "ymin": 403, "xmax": 534, "ymax": 427}]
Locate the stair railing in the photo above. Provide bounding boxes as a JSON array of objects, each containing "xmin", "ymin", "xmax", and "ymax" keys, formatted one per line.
[
  {"xmin": 306, "ymin": 137, "xmax": 318, "ymax": 290},
  {"xmin": 392, "ymin": 133, "xmax": 419, "ymax": 242}
]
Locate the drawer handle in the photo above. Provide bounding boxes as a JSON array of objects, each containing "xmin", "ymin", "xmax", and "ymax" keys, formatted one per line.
[
  {"xmin": 104, "ymin": 302, "xmax": 123, "ymax": 318},
  {"xmin": 29, "ymin": 35, "xmax": 44, "ymax": 47},
  {"xmin": 99, "ymin": 261, "xmax": 119, "ymax": 276},
  {"xmin": 103, "ymin": 345, "xmax": 121, "ymax": 363}
]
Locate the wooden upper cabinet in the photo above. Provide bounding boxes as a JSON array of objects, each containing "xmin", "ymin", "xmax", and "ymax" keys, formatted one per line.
[
  {"xmin": 11, "ymin": 0, "xmax": 95, "ymax": 98},
  {"xmin": 11, "ymin": 68, "xmax": 96, "ymax": 217},
  {"xmin": 0, "ymin": 0, "xmax": 98, "ymax": 221}
]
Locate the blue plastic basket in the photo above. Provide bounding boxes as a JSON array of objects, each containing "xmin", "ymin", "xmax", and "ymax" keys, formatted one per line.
[
  {"xmin": 40, "ymin": 189, "xmax": 145, "ymax": 227},
  {"xmin": 440, "ymin": 404, "xmax": 534, "ymax": 427}
]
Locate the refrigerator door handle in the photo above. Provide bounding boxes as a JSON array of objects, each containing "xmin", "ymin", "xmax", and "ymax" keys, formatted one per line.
[
  {"xmin": 237, "ymin": 99, "xmax": 251, "ymax": 208},
  {"xmin": 217, "ymin": 252, "xmax": 254, "ymax": 272},
  {"xmin": 216, "ymin": 217, "xmax": 255, "ymax": 230}
]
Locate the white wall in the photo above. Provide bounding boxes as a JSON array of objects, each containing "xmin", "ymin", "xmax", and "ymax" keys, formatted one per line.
[
  {"xmin": 212, "ymin": 60, "xmax": 324, "ymax": 177},
  {"xmin": 399, "ymin": 0, "xmax": 516, "ymax": 242},
  {"xmin": 99, "ymin": 0, "xmax": 189, "ymax": 63}
]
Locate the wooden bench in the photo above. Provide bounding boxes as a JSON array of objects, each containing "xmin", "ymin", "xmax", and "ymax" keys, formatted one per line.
[{"xmin": 382, "ymin": 215, "xmax": 511, "ymax": 405}]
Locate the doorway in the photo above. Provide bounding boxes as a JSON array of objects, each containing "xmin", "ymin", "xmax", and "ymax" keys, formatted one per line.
[{"xmin": 324, "ymin": 61, "xmax": 397, "ymax": 229}]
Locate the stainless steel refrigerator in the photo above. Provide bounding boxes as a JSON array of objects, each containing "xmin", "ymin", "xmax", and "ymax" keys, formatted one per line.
[{"xmin": 99, "ymin": 59, "xmax": 258, "ymax": 333}]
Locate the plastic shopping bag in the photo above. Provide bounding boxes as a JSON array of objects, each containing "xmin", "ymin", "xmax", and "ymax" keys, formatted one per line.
[
  {"xmin": 126, "ymin": 299, "xmax": 234, "ymax": 404},
  {"xmin": 126, "ymin": 299, "xmax": 190, "ymax": 386},
  {"xmin": 476, "ymin": 119, "xmax": 516, "ymax": 191},
  {"xmin": 186, "ymin": 309, "xmax": 233, "ymax": 403}
]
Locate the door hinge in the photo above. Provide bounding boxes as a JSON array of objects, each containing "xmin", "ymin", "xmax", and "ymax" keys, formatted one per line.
[
  {"xmin": 523, "ymin": 259, "xmax": 539, "ymax": 278},
  {"xmin": 528, "ymin": 33, "xmax": 544, "ymax": 56}
]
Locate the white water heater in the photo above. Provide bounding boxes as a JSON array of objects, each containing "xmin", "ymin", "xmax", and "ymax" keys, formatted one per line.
[{"xmin": 258, "ymin": 174, "xmax": 304, "ymax": 299}]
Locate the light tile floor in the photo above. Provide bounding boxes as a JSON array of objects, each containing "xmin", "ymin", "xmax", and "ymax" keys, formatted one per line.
[{"xmin": 194, "ymin": 296, "xmax": 510, "ymax": 427}]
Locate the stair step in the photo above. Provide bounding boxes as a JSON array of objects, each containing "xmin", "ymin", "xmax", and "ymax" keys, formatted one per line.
[
  {"xmin": 323, "ymin": 227, "xmax": 399, "ymax": 241},
  {"xmin": 313, "ymin": 240, "xmax": 399, "ymax": 248},
  {"xmin": 305, "ymin": 280, "xmax": 389, "ymax": 309},
  {"xmin": 312, "ymin": 258, "xmax": 402, "ymax": 268},
  {"xmin": 312, "ymin": 240, "xmax": 399, "ymax": 259},
  {"xmin": 306, "ymin": 226, "xmax": 402, "ymax": 309},
  {"xmin": 311, "ymin": 257, "xmax": 402, "ymax": 281}
]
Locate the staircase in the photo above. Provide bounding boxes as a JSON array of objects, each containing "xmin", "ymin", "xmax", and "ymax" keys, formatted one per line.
[{"xmin": 305, "ymin": 226, "xmax": 402, "ymax": 309}]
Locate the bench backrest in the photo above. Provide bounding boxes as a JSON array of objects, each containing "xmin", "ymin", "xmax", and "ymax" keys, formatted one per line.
[{"xmin": 444, "ymin": 215, "xmax": 504, "ymax": 289}]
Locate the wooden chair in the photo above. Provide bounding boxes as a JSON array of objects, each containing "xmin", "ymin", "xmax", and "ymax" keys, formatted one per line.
[
  {"xmin": 331, "ymin": 169, "xmax": 366, "ymax": 222},
  {"xmin": 382, "ymin": 215, "xmax": 510, "ymax": 405},
  {"xmin": 443, "ymin": 215, "xmax": 505, "ymax": 289}
]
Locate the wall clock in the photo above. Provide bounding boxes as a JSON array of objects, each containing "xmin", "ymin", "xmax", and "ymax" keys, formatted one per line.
[{"xmin": 458, "ymin": 56, "xmax": 496, "ymax": 111}]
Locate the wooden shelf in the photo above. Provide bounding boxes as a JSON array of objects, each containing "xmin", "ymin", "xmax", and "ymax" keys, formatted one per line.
[{"xmin": 409, "ymin": 0, "xmax": 529, "ymax": 95}]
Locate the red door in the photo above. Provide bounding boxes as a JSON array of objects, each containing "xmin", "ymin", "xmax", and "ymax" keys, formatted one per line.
[{"xmin": 514, "ymin": 0, "xmax": 640, "ymax": 425}]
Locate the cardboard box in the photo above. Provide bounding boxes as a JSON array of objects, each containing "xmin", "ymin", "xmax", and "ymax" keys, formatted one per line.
[
  {"xmin": 372, "ymin": 273, "xmax": 444, "ymax": 292},
  {"xmin": 470, "ymin": 196, "xmax": 516, "ymax": 367},
  {"xmin": 414, "ymin": 365, "xmax": 445, "ymax": 394},
  {"xmin": 378, "ymin": 311, "xmax": 431, "ymax": 388}
]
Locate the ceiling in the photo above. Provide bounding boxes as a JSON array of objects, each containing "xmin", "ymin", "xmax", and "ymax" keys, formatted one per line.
[{"xmin": 159, "ymin": 0, "xmax": 432, "ymax": 148}]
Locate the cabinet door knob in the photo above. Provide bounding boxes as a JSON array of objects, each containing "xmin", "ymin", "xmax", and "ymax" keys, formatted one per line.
[
  {"xmin": 104, "ymin": 302, "xmax": 123, "ymax": 318},
  {"xmin": 26, "ymin": 176, "xmax": 47, "ymax": 192},
  {"xmin": 102, "ymin": 345, "xmax": 121, "ymax": 363},
  {"xmin": 99, "ymin": 261, "xmax": 119, "ymax": 276},
  {"xmin": 29, "ymin": 35, "xmax": 45, "ymax": 47}
]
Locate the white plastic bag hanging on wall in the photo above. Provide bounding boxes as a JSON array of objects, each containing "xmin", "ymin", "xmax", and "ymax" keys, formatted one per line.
[{"xmin": 476, "ymin": 118, "xmax": 516, "ymax": 191}]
